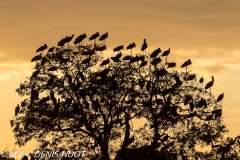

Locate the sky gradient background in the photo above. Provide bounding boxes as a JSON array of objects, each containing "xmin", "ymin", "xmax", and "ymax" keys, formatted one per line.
[{"xmin": 1, "ymin": 0, "xmax": 240, "ymax": 157}]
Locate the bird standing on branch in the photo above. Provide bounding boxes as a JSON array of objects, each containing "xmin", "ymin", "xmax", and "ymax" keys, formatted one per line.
[
  {"xmin": 100, "ymin": 58, "xmax": 110, "ymax": 67},
  {"xmin": 113, "ymin": 45, "xmax": 124, "ymax": 53},
  {"xmin": 89, "ymin": 32, "xmax": 100, "ymax": 46},
  {"xmin": 36, "ymin": 44, "xmax": 48, "ymax": 54},
  {"xmin": 141, "ymin": 39, "xmax": 147, "ymax": 55},
  {"xmin": 199, "ymin": 76, "xmax": 204, "ymax": 88},
  {"xmin": 74, "ymin": 33, "xmax": 87, "ymax": 45},
  {"xmin": 126, "ymin": 42, "xmax": 136, "ymax": 55},
  {"xmin": 217, "ymin": 93, "xmax": 224, "ymax": 106},
  {"xmin": 205, "ymin": 76, "xmax": 214, "ymax": 98},
  {"xmin": 150, "ymin": 48, "xmax": 161, "ymax": 59},
  {"xmin": 99, "ymin": 32, "xmax": 108, "ymax": 45},
  {"xmin": 181, "ymin": 59, "xmax": 192, "ymax": 73},
  {"xmin": 167, "ymin": 62, "xmax": 176, "ymax": 72},
  {"xmin": 161, "ymin": 48, "xmax": 170, "ymax": 63},
  {"xmin": 15, "ymin": 104, "xmax": 20, "ymax": 116}
]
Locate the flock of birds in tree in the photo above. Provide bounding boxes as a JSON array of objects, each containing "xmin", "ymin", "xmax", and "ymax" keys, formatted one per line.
[{"xmin": 25, "ymin": 33, "xmax": 226, "ymax": 118}]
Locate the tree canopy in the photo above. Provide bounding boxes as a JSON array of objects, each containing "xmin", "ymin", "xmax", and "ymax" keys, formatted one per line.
[{"xmin": 11, "ymin": 32, "xmax": 240, "ymax": 160}]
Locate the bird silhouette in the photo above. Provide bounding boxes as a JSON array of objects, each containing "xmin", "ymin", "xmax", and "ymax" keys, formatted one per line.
[
  {"xmin": 141, "ymin": 39, "xmax": 147, "ymax": 55},
  {"xmin": 113, "ymin": 45, "xmax": 124, "ymax": 53},
  {"xmin": 47, "ymin": 46, "xmax": 55, "ymax": 53},
  {"xmin": 139, "ymin": 60, "xmax": 147, "ymax": 67},
  {"xmin": 98, "ymin": 68, "xmax": 109, "ymax": 78},
  {"xmin": 81, "ymin": 57, "xmax": 91, "ymax": 64},
  {"xmin": 100, "ymin": 58, "xmax": 110, "ymax": 67},
  {"xmin": 199, "ymin": 76, "xmax": 204, "ymax": 88},
  {"xmin": 74, "ymin": 33, "xmax": 87, "ymax": 45},
  {"xmin": 151, "ymin": 57, "xmax": 162, "ymax": 66},
  {"xmin": 186, "ymin": 74, "xmax": 196, "ymax": 81},
  {"xmin": 36, "ymin": 44, "xmax": 48, "ymax": 53},
  {"xmin": 99, "ymin": 32, "xmax": 108, "ymax": 45},
  {"xmin": 81, "ymin": 49, "xmax": 96, "ymax": 57},
  {"xmin": 123, "ymin": 55, "xmax": 131, "ymax": 60},
  {"xmin": 15, "ymin": 104, "xmax": 20, "ymax": 116},
  {"xmin": 181, "ymin": 59, "xmax": 192, "ymax": 73},
  {"xmin": 57, "ymin": 35, "xmax": 73, "ymax": 47},
  {"xmin": 129, "ymin": 56, "xmax": 139, "ymax": 64},
  {"xmin": 205, "ymin": 76, "xmax": 214, "ymax": 98},
  {"xmin": 31, "ymin": 54, "xmax": 42, "ymax": 62},
  {"xmin": 126, "ymin": 42, "xmax": 136, "ymax": 55},
  {"xmin": 111, "ymin": 52, "xmax": 122, "ymax": 62},
  {"xmin": 217, "ymin": 93, "xmax": 224, "ymax": 105},
  {"xmin": 161, "ymin": 48, "xmax": 170, "ymax": 63},
  {"xmin": 167, "ymin": 62, "xmax": 176, "ymax": 72},
  {"xmin": 66, "ymin": 34, "xmax": 74, "ymax": 44},
  {"xmin": 89, "ymin": 32, "xmax": 100, "ymax": 46},
  {"xmin": 155, "ymin": 68, "xmax": 168, "ymax": 77},
  {"xmin": 195, "ymin": 98, "xmax": 207, "ymax": 108},
  {"xmin": 150, "ymin": 48, "xmax": 161, "ymax": 59},
  {"xmin": 96, "ymin": 45, "xmax": 107, "ymax": 57}
]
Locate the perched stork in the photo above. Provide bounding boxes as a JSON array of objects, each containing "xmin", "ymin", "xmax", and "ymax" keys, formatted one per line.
[
  {"xmin": 199, "ymin": 77, "xmax": 204, "ymax": 88},
  {"xmin": 150, "ymin": 48, "xmax": 161, "ymax": 59},
  {"xmin": 89, "ymin": 32, "xmax": 100, "ymax": 46},
  {"xmin": 15, "ymin": 104, "xmax": 20, "ymax": 116},
  {"xmin": 181, "ymin": 59, "xmax": 192, "ymax": 73},
  {"xmin": 66, "ymin": 34, "xmax": 74, "ymax": 44},
  {"xmin": 126, "ymin": 42, "xmax": 136, "ymax": 55},
  {"xmin": 74, "ymin": 33, "xmax": 87, "ymax": 45},
  {"xmin": 217, "ymin": 93, "xmax": 224, "ymax": 106},
  {"xmin": 205, "ymin": 76, "xmax": 214, "ymax": 98},
  {"xmin": 96, "ymin": 45, "xmax": 107, "ymax": 58},
  {"xmin": 167, "ymin": 62, "xmax": 176, "ymax": 72},
  {"xmin": 113, "ymin": 45, "xmax": 124, "ymax": 53},
  {"xmin": 57, "ymin": 36, "xmax": 68, "ymax": 47},
  {"xmin": 36, "ymin": 44, "xmax": 48, "ymax": 54},
  {"xmin": 111, "ymin": 52, "xmax": 122, "ymax": 62},
  {"xmin": 100, "ymin": 58, "xmax": 110, "ymax": 67},
  {"xmin": 141, "ymin": 39, "xmax": 147, "ymax": 55},
  {"xmin": 161, "ymin": 48, "xmax": 170, "ymax": 63},
  {"xmin": 31, "ymin": 54, "xmax": 42, "ymax": 62},
  {"xmin": 99, "ymin": 32, "xmax": 108, "ymax": 45},
  {"xmin": 57, "ymin": 34, "xmax": 73, "ymax": 47},
  {"xmin": 47, "ymin": 47, "xmax": 55, "ymax": 53}
]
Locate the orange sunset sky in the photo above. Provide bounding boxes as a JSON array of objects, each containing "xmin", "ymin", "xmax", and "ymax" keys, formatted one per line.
[{"xmin": 1, "ymin": 0, "xmax": 240, "ymax": 157}]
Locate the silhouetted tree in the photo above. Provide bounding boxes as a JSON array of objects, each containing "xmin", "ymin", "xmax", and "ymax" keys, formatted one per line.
[{"xmin": 11, "ymin": 32, "xmax": 239, "ymax": 159}]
